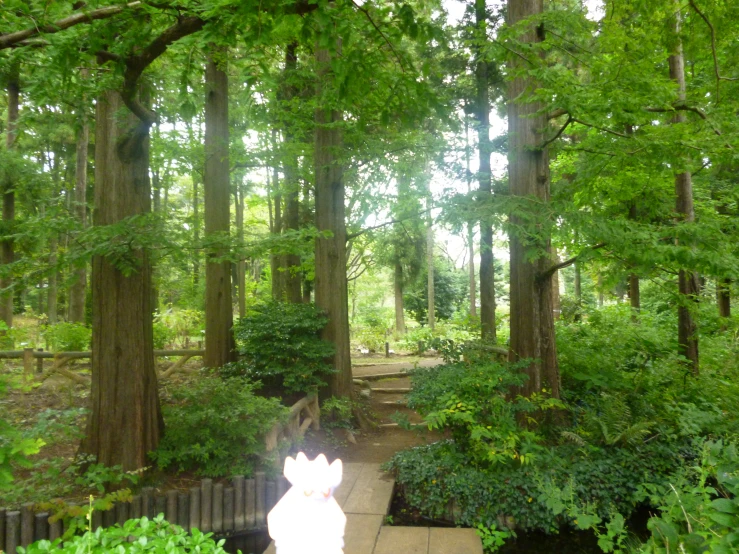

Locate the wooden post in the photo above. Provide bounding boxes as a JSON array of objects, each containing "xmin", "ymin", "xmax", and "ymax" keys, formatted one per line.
[
  {"xmin": 115, "ymin": 502, "xmax": 129, "ymax": 526},
  {"xmin": 48, "ymin": 516, "xmax": 61, "ymax": 541},
  {"xmin": 417, "ymin": 340, "xmax": 423, "ymax": 354},
  {"xmin": 0, "ymin": 508, "xmax": 5, "ymax": 553},
  {"xmin": 33, "ymin": 513, "xmax": 48, "ymax": 541},
  {"xmin": 155, "ymin": 497, "xmax": 166, "ymax": 519},
  {"xmin": 277, "ymin": 476, "xmax": 289, "ymax": 500},
  {"xmin": 36, "ymin": 349, "xmax": 43, "ymax": 373},
  {"xmin": 266, "ymin": 480, "xmax": 277, "ymax": 513},
  {"xmin": 20, "ymin": 503, "xmax": 33, "ymax": 547},
  {"xmin": 141, "ymin": 487, "xmax": 154, "ymax": 518},
  {"xmin": 212, "ymin": 483, "xmax": 224, "ymax": 533},
  {"xmin": 200, "ymin": 478, "xmax": 213, "ymax": 532},
  {"xmin": 223, "ymin": 486, "xmax": 234, "ymax": 532},
  {"xmin": 23, "ymin": 348, "xmax": 33, "ymax": 378},
  {"xmin": 385, "ymin": 341, "xmax": 389, "ymax": 358},
  {"xmin": 166, "ymin": 490, "xmax": 178, "ymax": 523},
  {"xmin": 255, "ymin": 472, "xmax": 266, "ymax": 526},
  {"xmin": 103, "ymin": 508, "xmax": 115, "ymax": 528},
  {"xmin": 92, "ymin": 509, "xmax": 102, "ymax": 531},
  {"xmin": 131, "ymin": 495, "xmax": 142, "ymax": 519},
  {"xmin": 178, "ymin": 493, "xmax": 189, "ymax": 528},
  {"xmin": 233, "ymin": 475, "xmax": 245, "ymax": 531},
  {"xmin": 245, "ymin": 478, "xmax": 256, "ymax": 528},
  {"xmin": 6, "ymin": 510, "xmax": 20, "ymax": 554},
  {"xmin": 189, "ymin": 487, "xmax": 201, "ymax": 531}
]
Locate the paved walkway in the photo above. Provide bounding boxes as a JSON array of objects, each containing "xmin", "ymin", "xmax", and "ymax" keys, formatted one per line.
[{"xmin": 263, "ymin": 463, "xmax": 482, "ymax": 554}]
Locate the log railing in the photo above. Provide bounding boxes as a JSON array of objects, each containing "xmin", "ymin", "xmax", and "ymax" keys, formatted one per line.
[
  {"xmin": 265, "ymin": 393, "xmax": 320, "ymax": 453},
  {"xmin": 0, "ymin": 348, "xmax": 205, "ymax": 383}
]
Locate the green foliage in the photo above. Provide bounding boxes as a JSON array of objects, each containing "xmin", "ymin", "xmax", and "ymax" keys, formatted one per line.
[
  {"xmin": 0, "ymin": 375, "xmax": 44, "ymax": 492},
  {"xmin": 637, "ymin": 440, "xmax": 739, "ymax": 554},
  {"xmin": 352, "ymin": 306, "xmax": 392, "ymax": 352},
  {"xmin": 42, "ymin": 322, "xmax": 91, "ymax": 352},
  {"xmin": 155, "ymin": 308, "xmax": 203, "ymax": 347},
  {"xmin": 20, "ymin": 514, "xmax": 235, "ymax": 554},
  {"xmin": 407, "ymin": 360, "xmax": 561, "ymax": 465},
  {"xmin": 223, "ymin": 301, "xmax": 335, "ymax": 394},
  {"xmin": 152, "ymin": 321, "xmax": 175, "ymax": 350},
  {"xmin": 403, "ymin": 257, "xmax": 469, "ymax": 325},
  {"xmin": 151, "ymin": 376, "xmax": 287, "ymax": 477},
  {"xmin": 321, "ymin": 396, "xmax": 354, "ymax": 430}
]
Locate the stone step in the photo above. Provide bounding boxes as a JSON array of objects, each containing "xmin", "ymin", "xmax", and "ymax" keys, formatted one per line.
[{"xmin": 370, "ymin": 387, "xmax": 411, "ymax": 393}]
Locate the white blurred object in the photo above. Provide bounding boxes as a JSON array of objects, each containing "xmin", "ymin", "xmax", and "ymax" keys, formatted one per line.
[{"xmin": 267, "ymin": 452, "xmax": 346, "ymax": 554}]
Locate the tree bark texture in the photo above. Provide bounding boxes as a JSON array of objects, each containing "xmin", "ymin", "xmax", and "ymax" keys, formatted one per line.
[
  {"xmin": 82, "ymin": 89, "xmax": 162, "ymax": 471},
  {"xmin": 464, "ymin": 117, "xmax": 477, "ymax": 319},
  {"xmin": 1, "ymin": 62, "xmax": 19, "ymax": 328},
  {"xmin": 235, "ymin": 186, "xmax": 246, "ymax": 320},
  {"xmin": 282, "ymin": 43, "xmax": 303, "ymax": 304},
  {"xmin": 507, "ymin": 0, "xmax": 559, "ymax": 399},
  {"xmin": 270, "ymin": 129, "xmax": 284, "ymax": 300},
  {"xmin": 314, "ymin": 43, "xmax": 353, "ymax": 398},
  {"xmin": 669, "ymin": 6, "xmax": 699, "ymax": 373},
  {"xmin": 394, "ymin": 260, "xmax": 405, "ymax": 335},
  {"xmin": 204, "ymin": 51, "xmax": 236, "ymax": 368},
  {"xmin": 476, "ymin": 0, "xmax": 496, "ymax": 341},
  {"xmin": 717, "ymin": 278, "xmax": 731, "ymax": 319},
  {"xmin": 552, "ymin": 249, "xmax": 560, "ymax": 320},
  {"xmin": 68, "ymin": 118, "xmax": 89, "ymax": 323},
  {"xmin": 426, "ymin": 212, "xmax": 435, "ymax": 331}
]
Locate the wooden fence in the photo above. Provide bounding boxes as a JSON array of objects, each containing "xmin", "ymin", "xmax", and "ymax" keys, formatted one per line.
[
  {"xmin": 0, "ymin": 349, "xmax": 205, "ymax": 383},
  {"xmin": 1, "ymin": 472, "xmax": 288, "ymax": 554},
  {"xmin": 1, "ymin": 394, "xmax": 319, "ymax": 554}
]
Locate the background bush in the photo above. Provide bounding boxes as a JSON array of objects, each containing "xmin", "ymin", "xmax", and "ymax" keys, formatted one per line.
[
  {"xmin": 151, "ymin": 376, "xmax": 287, "ymax": 477},
  {"xmin": 222, "ymin": 301, "xmax": 335, "ymax": 394},
  {"xmin": 41, "ymin": 322, "xmax": 91, "ymax": 352}
]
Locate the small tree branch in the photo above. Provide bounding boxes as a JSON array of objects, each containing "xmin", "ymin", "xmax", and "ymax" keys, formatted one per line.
[
  {"xmin": 346, "ymin": 208, "xmax": 431, "ymax": 241},
  {"xmin": 539, "ymin": 115, "xmax": 573, "ymax": 149},
  {"xmin": 0, "ymin": 2, "xmax": 143, "ymax": 49},
  {"xmin": 538, "ymin": 243, "xmax": 607, "ymax": 281},
  {"xmin": 350, "ymin": 1, "xmax": 405, "ymax": 71},
  {"xmin": 121, "ymin": 15, "xmax": 205, "ymax": 124},
  {"xmin": 547, "ymin": 108, "xmax": 569, "ymax": 120},
  {"xmin": 572, "ymin": 118, "xmax": 631, "ymax": 138}
]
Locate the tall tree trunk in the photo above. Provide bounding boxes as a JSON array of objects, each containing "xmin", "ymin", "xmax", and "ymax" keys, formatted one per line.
[
  {"xmin": 47, "ymin": 146, "xmax": 63, "ymax": 324},
  {"xmin": 282, "ymin": 43, "xmax": 303, "ymax": 304},
  {"xmin": 314, "ymin": 41, "xmax": 352, "ymax": 398},
  {"xmin": 507, "ymin": 0, "xmax": 559, "ymax": 399},
  {"xmin": 427, "ymin": 209, "xmax": 435, "ymax": 331},
  {"xmin": 204, "ymin": 50, "xmax": 236, "ymax": 368},
  {"xmin": 669, "ymin": 5, "xmax": 699, "ymax": 373},
  {"xmin": 394, "ymin": 260, "xmax": 405, "ymax": 336},
  {"xmin": 717, "ymin": 278, "xmax": 731, "ymax": 322},
  {"xmin": 69, "ymin": 116, "xmax": 89, "ymax": 323},
  {"xmin": 627, "ymin": 202, "xmax": 640, "ymax": 320},
  {"xmin": 1, "ymin": 62, "xmax": 19, "ymax": 328},
  {"xmin": 270, "ymin": 129, "xmax": 284, "ymax": 300},
  {"xmin": 464, "ymin": 115, "xmax": 477, "ymax": 319},
  {"xmin": 82, "ymin": 89, "xmax": 162, "ymax": 471},
  {"xmin": 235, "ymin": 186, "xmax": 246, "ymax": 320},
  {"xmin": 476, "ymin": 0, "xmax": 496, "ymax": 341},
  {"xmin": 193, "ymin": 173, "xmax": 200, "ymax": 287}
]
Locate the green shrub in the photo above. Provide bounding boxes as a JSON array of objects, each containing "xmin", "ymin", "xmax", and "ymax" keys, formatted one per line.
[
  {"xmin": 20, "ymin": 514, "xmax": 234, "ymax": 554},
  {"xmin": 387, "ymin": 439, "xmax": 684, "ymax": 534},
  {"xmin": 42, "ymin": 322, "xmax": 91, "ymax": 352},
  {"xmin": 152, "ymin": 321, "xmax": 175, "ymax": 349},
  {"xmin": 222, "ymin": 301, "xmax": 335, "ymax": 394},
  {"xmin": 151, "ymin": 376, "xmax": 287, "ymax": 477}
]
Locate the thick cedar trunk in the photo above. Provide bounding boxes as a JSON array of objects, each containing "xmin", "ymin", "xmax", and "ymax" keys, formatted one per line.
[
  {"xmin": 235, "ymin": 186, "xmax": 246, "ymax": 320},
  {"xmin": 82, "ymin": 89, "xmax": 162, "ymax": 470},
  {"xmin": 204, "ymin": 51, "xmax": 236, "ymax": 368},
  {"xmin": 282, "ymin": 43, "xmax": 303, "ymax": 304},
  {"xmin": 476, "ymin": 0, "xmax": 496, "ymax": 341},
  {"xmin": 47, "ymin": 147, "xmax": 62, "ymax": 324},
  {"xmin": 574, "ymin": 263, "xmax": 582, "ymax": 301},
  {"xmin": 669, "ymin": 7, "xmax": 699, "ymax": 373},
  {"xmin": 314, "ymin": 42, "xmax": 352, "ymax": 398},
  {"xmin": 630, "ymin": 274, "xmax": 641, "ymax": 311},
  {"xmin": 1, "ymin": 63, "xmax": 19, "ymax": 328},
  {"xmin": 394, "ymin": 260, "xmax": 405, "ymax": 335},
  {"xmin": 717, "ymin": 279, "xmax": 731, "ymax": 320},
  {"xmin": 507, "ymin": 0, "xmax": 559, "ymax": 398},
  {"xmin": 68, "ymin": 118, "xmax": 89, "ymax": 323}
]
